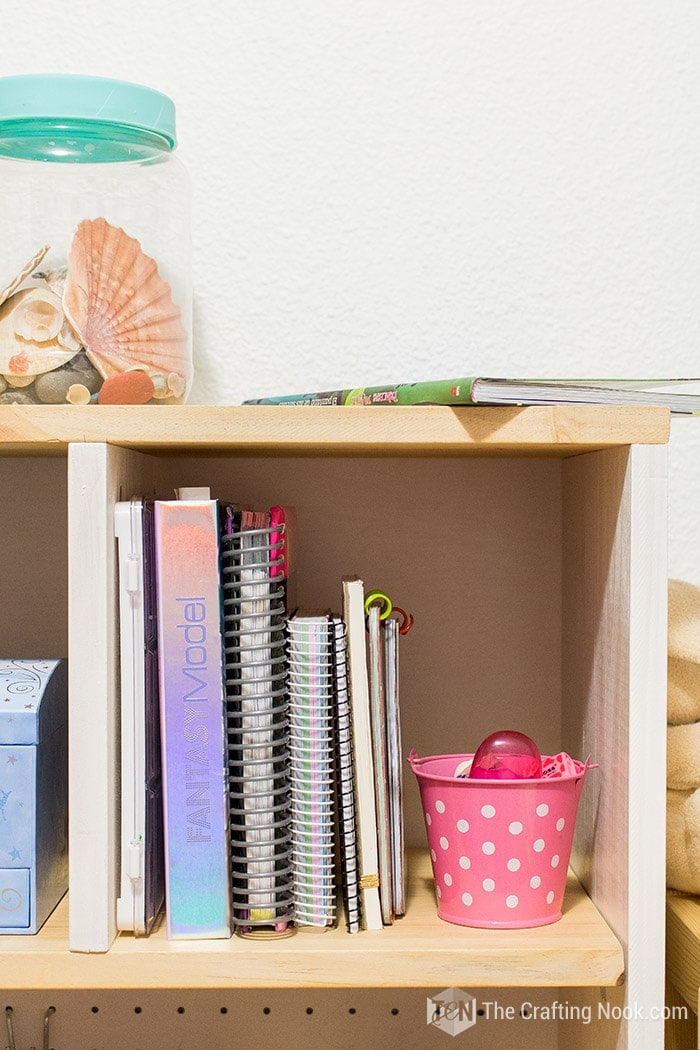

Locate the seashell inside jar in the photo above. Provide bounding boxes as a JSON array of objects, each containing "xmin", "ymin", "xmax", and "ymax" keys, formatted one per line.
[
  {"xmin": 0, "ymin": 219, "xmax": 191, "ymax": 406},
  {"xmin": 63, "ymin": 217, "xmax": 192, "ymax": 404},
  {"xmin": 0, "ymin": 73, "xmax": 193, "ymax": 405}
]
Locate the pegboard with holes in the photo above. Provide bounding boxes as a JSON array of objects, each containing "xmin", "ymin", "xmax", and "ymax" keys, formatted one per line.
[{"xmin": 1, "ymin": 987, "xmax": 623, "ymax": 1049}]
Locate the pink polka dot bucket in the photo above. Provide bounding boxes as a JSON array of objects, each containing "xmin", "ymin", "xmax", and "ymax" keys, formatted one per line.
[{"xmin": 408, "ymin": 750, "xmax": 593, "ymax": 929}]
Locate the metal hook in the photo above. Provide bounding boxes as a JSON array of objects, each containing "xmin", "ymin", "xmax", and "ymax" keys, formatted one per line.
[
  {"xmin": 43, "ymin": 1006, "xmax": 55, "ymax": 1050},
  {"xmin": 5, "ymin": 1006, "xmax": 15, "ymax": 1050}
]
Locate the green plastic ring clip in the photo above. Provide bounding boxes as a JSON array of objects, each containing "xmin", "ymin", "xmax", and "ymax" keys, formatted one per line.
[{"xmin": 364, "ymin": 590, "xmax": 392, "ymax": 619}]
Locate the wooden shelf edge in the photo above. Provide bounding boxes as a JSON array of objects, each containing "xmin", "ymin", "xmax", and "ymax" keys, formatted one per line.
[
  {"xmin": 0, "ymin": 404, "xmax": 670, "ymax": 457},
  {"xmin": 1, "ymin": 856, "xmax": 624, "ymax": 991}
]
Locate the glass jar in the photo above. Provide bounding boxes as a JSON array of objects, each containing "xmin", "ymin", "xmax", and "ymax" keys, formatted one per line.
[{"xmin": 0, "ymin": 74, "xmax": 192, "ymax": 405}]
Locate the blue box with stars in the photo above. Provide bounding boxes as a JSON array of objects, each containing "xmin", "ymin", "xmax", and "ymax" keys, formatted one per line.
[{"xmin": 0, "ymin": 659, "xmax": 68, "ymax": 934}]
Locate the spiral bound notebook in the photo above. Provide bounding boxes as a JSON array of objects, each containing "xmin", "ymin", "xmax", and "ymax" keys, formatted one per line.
[
  {"xmin": 220, "ymin": 505, "xmax": 293, "ymax": 933},
  {"xmin": 331, "ymin": 615, "xmax": 361, "ymax": 933},
  {"xmin": 287, "ymin": 612, "xmax": 337, "ymax": 928}
]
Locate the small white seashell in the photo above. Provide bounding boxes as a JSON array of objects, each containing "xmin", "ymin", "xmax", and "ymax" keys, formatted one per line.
[
  {"xmin": 5, "ymin": 375, "xmax": 34, "ymax": 388},
  {"xmin": 150, "ymin": 373, "xmax": 168, "ymax": 397},
  {"xmin": 167, "ymin": 371, "xmax": 186, "ymax": 399},
  {"xmin": 66, "ymin": 383, "xmax": 92, "ymax": 405},
  {"xmin": 13, "ymin": 290, "xmax": 64, "ymax": 343},
  {"xmin": 0, "ymin": 288, "xmax": 81, "ymax": 377},
  {"xmin": 0, "ymin": 245, "xmax": 51, "ymax": 310},
  {"xmin": 34, "ymin": 265, "xmax": 68, "ymax": 297}
]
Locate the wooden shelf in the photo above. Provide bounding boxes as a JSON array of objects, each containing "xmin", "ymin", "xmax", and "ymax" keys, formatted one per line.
[
  {"xmin": 0, "ymin": 403, "xmax": 670, "ymax": 456},
  {"xmin": 0, "ymin": 404, "xmax": 666, "ymax": 1047},
  {"xmin": 1, "ymin": 852, "xmax": 623, "ymax": 990}
]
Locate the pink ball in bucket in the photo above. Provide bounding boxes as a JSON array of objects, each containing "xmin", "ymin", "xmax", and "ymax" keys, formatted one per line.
[{"xmin": 468, "ymin": 729, "xmax": 542, "ymax": 780}]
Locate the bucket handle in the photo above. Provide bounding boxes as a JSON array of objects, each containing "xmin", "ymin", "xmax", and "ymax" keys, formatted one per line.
[{"xmin": 580, "ymin": 753, "xmax": 599, "ymax": 777}]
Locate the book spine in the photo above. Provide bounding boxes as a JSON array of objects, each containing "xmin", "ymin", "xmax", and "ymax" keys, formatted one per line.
[
  {"xmin": 155, "ymin": 500, "xmax": 231, "ymax": 939},
  {"xmin": 342, "ymin": 577, "xmax": 383, "ymax": 931},
  {"xmin": 331, "ymin": 617, "xmax": 361, "ymax": 933},
  {"xmin": 367, "ymin": 604, "xmax": 394, "ymax": 925},
  {"xmin": 141, "ymin": 499, "xmax": 166, "ymax": 934},
  {"xmin": 383, "ymin": 617, "xmax": 405, "ymax": 916},
  {"xmin": 114, "ymin": 499, "xmax": 147, "ymax": 935},
  {"xmin": 243, "ymin": 377, "xmax": 478, "ymax": 407}
]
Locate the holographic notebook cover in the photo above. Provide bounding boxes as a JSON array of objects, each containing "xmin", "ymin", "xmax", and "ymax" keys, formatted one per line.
[{"xmin": 154, "ymin": 499, "xmax": 231, "ymax": 939}]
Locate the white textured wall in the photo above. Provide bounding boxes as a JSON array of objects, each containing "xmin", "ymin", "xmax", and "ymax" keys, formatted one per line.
[{"xmin": 6, "ymin": 1, "xmax": 700, "ymax": 581}]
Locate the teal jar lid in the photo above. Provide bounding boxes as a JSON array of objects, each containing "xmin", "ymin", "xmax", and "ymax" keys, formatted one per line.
[{"xmin": 0, "ymin": 74, "xmax": 176, "ymax": 149}]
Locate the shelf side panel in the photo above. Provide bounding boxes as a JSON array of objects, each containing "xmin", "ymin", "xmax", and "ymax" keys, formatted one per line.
[
  {"xmin": 626, "ymin": 443, "xmax": 668, "ymax": 1048},
  {"xmin": 68, "ymin": 444, "xmax": 158, "ymax": 952},
  {"xmin": 563, "ymin": 443, "xmax": 667, "ymax": 1050}
]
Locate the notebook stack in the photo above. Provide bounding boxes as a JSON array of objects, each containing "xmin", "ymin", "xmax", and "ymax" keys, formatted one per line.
[{"xmin": 111, "ymin": 491, "xmax": 409, "ymax": 945}]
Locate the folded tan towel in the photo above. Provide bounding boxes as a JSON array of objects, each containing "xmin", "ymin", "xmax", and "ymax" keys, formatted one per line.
[
  {"xmin": 668, "ymin": 579, "xmax": 700, "ymax": 725},
  {"xmin": 668, "ymin": 722, "xmax": 700, "ymax": 790},
  {"xmin": 667, "ymin": 788, "xmax": 700, "ymax": 894},
  {"xmin": 669, "ymin": 579, "xmax": 700, "ymax": 661},
  {"xmin": 668, "ymin": 659, "xmax": 700, "ymax": 727},
  {"xmin": 667, "ymin": 580, "xmax": 700, "ymax": 892}
]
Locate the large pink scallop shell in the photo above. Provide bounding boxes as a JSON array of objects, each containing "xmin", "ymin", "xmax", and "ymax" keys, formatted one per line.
[{"xmin": 62, "ymin": 218, "xmax": 191, "ymax": 394}]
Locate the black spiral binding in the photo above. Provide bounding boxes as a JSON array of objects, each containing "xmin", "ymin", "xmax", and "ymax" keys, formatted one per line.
[
  {"xmin": 220, "ymin": 510, "xmax": 293, "ymax": 933},
  {"xmin": 287, "ymin": 613, "xmax": 338, "ymax": 928},
  {"xmin": 331, "ymin": 617, "xmax": 362, "ymax": 933}
]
